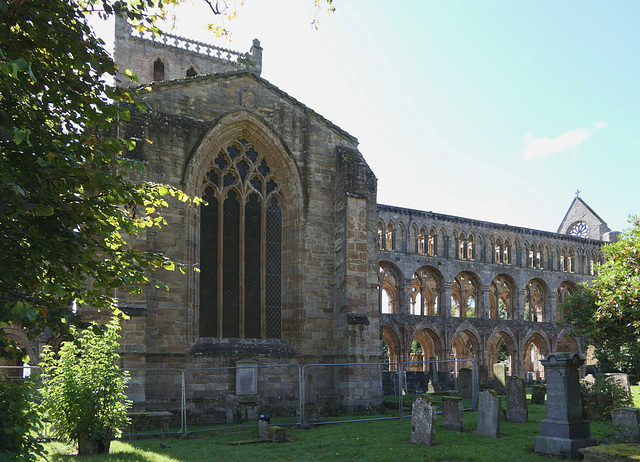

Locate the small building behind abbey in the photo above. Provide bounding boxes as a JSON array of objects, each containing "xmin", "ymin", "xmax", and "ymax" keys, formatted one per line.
[{"xmin": 3, "ymin": 19, "xmax": 615, "ymax": 421}]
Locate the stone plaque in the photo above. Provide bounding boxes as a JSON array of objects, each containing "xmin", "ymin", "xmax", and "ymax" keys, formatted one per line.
[{"xmin": 236, "ymin": 360, "xmax": 258, "ymax": 395}]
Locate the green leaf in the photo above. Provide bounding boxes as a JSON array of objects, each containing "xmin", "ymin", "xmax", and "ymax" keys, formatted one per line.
[{"xmin": 35, "ymin": 205, "xmax": 54, "ymax": 216}]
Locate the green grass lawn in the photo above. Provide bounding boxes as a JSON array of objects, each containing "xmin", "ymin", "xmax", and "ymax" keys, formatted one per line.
[{"xmin": 40, "ymin": 387, "xmax": 629, "ymax": 462}]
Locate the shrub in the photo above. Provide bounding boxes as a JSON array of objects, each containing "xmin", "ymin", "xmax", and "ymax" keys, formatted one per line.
[
  {"xmin": 40, "ymin": 317, "xmax": 131, "ymax": 455},
  {"xmin": 0, "ymin": 376, "xmax": 43, "ymax": 461},
  {"xmin": 580, "ymin": 375, "xmax": 633, "ymax": 420}
]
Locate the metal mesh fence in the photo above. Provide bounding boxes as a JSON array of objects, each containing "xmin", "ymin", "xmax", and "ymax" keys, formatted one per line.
[{"xmin": 2, "ymin": 356, "xmax": 481, "ymax": 436}]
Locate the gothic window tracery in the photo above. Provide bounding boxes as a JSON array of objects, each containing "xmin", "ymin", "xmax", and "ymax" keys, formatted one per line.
[
  {"xmin": 199, "ymin": 139, "xmax": 282, "ymax": 339},
  {"xmin": 569, "ymin": 221, "xmax": 590, "ymax": 238}
]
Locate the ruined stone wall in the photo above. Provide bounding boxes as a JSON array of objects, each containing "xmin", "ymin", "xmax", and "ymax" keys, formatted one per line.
[{"xmin": 378, "ymin": 205, "xmax": 603, "ymax": 379}]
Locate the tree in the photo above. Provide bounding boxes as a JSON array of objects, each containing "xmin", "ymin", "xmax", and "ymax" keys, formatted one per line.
[
  {"xmin": 0, "ymin": 0, "xmax": 202, "ymax": 362},
  {"xmin": 559, "ymin": 216, "xmax": 640, "ymax": 380},
  {"xmin": 40, "ymin": 317, "xmax": 130, "ymax": 455}
]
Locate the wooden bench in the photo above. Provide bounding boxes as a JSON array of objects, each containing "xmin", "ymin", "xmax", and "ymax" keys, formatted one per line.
[{"xmin": 128, "ymin": 411, "xmax": 173, "ymax": 438}]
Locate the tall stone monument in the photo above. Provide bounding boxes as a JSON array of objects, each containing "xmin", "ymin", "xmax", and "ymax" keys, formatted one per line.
[{"xmin": 535, "ymin": 353, "xmax": 596, "ymax": 459}]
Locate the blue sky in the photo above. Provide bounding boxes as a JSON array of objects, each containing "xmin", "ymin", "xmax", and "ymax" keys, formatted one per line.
[{"xmin": 94, "ymin": 1, "xmax": 639, "ymax": 234}]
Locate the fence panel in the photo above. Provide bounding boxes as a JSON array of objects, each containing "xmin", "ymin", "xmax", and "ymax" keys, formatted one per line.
[
  {"xmin": 301, "ymin": 362, "xmax": 398, "ymax": 426},
  {"xmin": 400, "ymin": 355, "xmax": 478, "ymax": 411},
  {"xmin": 182, "ymin": 363, "xmax": 301, "ymax": 434}
]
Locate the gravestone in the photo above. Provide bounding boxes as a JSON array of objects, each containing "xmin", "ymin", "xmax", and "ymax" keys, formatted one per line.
[
  {"xmin": 506, "ymin": 375, "xmax": 528, "ymax": 423},
  {"xmin": 267, "ymin": 425, "xmax": 287, "ymax": 442},
  {"xmin": 258, "ymin": 420, "xmax": 269, "ymax": 439},
  {"xmin": 531, "ymin": 384, "xmax": 546, "ymax": 405},
  {"xmin": 458, "ymin": 368, "xmax": 473, "ymax": 399},
  {"xmin": 535, "ymin": 353, "xmax": 596, "ymax": 459},
  {"xmin": 612, "ymin": 408, "xmax": 640, "ymax": 443},
  {"xmin": 411, "ymin": 396, "xmax": 437, "ymax": 446},
  {"xmin": 582, "ymin": 392, "xmax": 613, "ymax": 421},
  {"xmin": 604, "ymin": 373, "xmax": 631, "ymax": 395},
  {"xmin": 478, "ymin": 365, "xmax": 488, "ymax": 387},
  {"xmin": 477, "ymin": 390, "xmax": 501, "ymax": 438},
  {"xmin": 442, "ymin": 396, "xmax": 464, "ymax": 432},
  {"xmin": 429, "ymin": 358, "xmax": 440, "ymax": 390},
  {"xmin": 493, "ymin": 363, "xmax": 506, "ymax": 393},
  {"xmin": 225, "ymin": 394, "xmax": 237, "ymax": 424}
]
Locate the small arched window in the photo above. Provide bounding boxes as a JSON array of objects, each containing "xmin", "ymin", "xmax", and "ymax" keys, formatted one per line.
[
  {"xmin": 153, "ymin": 58, "xmax": 165, "ymax": 81},
  {"xmin": 186, "ymin": 66, "xmax": 197, "ymax": 78}
]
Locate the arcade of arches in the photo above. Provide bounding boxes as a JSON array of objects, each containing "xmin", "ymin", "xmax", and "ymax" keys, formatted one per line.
[{"xmin": 378, "ymin": 204, "xmax": 607, "ymax": 382}]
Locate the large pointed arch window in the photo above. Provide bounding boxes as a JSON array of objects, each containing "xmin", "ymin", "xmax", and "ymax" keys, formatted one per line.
[{"xmin": 200, "ymin": 139, "xmax": 282, "ymax": 339}]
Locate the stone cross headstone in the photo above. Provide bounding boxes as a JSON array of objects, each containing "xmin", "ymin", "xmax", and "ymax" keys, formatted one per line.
[
  {"xmin": 531, "ymin": 385, "xmax": 546, "ymax": 405},
  {"xmin": 493, "ymin": 363, "xmax": 506, "ymax": 393},
  {"xmin": 225, "ymin": 394, "xmax": 237, "ymax": 424},
  {"xmin": 442, "ymin": 396, "xmax": 464, "ymax": 432},
  {"xmin": 612, "ymin": 408, "xmax": 640, "ymax": 443},
  {"xmin": 458, "ymin": 368, "xmax": 472, "ymax": 399},
  {"xmin": 477, "ymin": 390, "xmax": 501, "ymax": 438},
  {"xmin": 411, "ymin": 396, "xmax": 437, "ymax": 446},
  {"xmin": 506, "ymin": 375, "xmax": 528, "ymax": 423},
  {"xmin": 535, "ymin": 353, "xmax": 596, "ymax": 458}
]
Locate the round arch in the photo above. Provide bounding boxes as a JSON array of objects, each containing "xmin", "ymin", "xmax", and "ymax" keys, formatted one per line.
[
  {"xmin": 523, "ymin": 278, "xmax": 550, "ymax": 322},
  {"xmin": 413, "ymin": 265, "xmax": 445, "ymax": 316},
  {"xmin": 488, "ymin": 329, "xmax": 517, "ymax": 378},
  {"xmin": 523, "ymin": 331, "xmax": 551, "ymax": 381},
  {"xmin": 489, "ymin": 273, "xmax": 517, "ymax": 320},
  {"xmin": 382, "ymin": 325, "xmax": 402, "ymax": 371},
  {"xmin": 451, "ymin": 271, "xmax": 481, "ymax": 318},
  {"xmin": 380, "ymin": 261, "xmax": 403, "ymax": 314}
]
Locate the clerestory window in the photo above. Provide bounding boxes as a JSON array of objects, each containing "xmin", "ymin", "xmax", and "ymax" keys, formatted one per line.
[{"xmin": 199, "ymin": 139, "xmax": 282, "ymax": 339}]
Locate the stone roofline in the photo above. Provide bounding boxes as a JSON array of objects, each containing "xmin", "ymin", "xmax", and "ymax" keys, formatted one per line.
[
  {"xmin": 116, "ymin": 16, "xmax": 263, "ymax": 74},
  {"xmin": 135, "ymin": 69, "xmax": 359, "ymax": 145},
  {"xmin": 378, "ymin": 203, "xmax": 604, "ymax": 245}
]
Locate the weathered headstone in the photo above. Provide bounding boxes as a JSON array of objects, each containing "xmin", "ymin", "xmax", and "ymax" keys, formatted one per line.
[
  {"xmin": 582, "ymin": 392, "xmax": 613, "ymax": 421},
  {"xmin": 535, "ymin": 353, "xmax": 596, "ymax": 459},
  {"xmin": 429, "ymin": 358, "xmax": 440, "ymax": 390},
  {"xmin": 411, "ymin": 396, "xmax": 437, "ymax": 446},
  {"xmin": 478, "ymin": 365, "xmax": 488, "ymax": 387},
  {"xmin": 493, "ymin": 363, "xmax": 506, "ymax": 393},
  {"xmin": 604, "ymin": 373, "xmax": 631, "ymax": 395},
  {"xmin": 612, "ymin": 408, "xmax": 640, "ymax": 443},
  {"xmin": 258, "ymin": 420, "xmax": 269, "ymax": 439},
  {"xmin": 458, "ymin": 368, "xmax": 473, "ymax": 399},
  {"xmin": 267, "ymin": 425, "xmax": 287, "ymax": 442},
  {"xmin": 477, "ymin": 390, "xmax": 501, "ymax": 438},
  {"xmin": 531, "ymin": 384, "xmax": 546, "ymax": 405},
  {"xmin": 442, "ymin": 396, "xmax": 464, "ymax": 432},
  {"xmin": 506, "ymin": 375, "xmax": 528, "ymax": 423},
  {"xmin": 225, "ymin": 394, "xmax": 237, "ymax": 424}
]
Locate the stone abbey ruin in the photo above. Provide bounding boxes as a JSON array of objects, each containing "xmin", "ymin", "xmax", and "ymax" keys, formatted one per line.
[{"xmin": 3, "ymin": 19, "xmax": 619, "ymax": 422}]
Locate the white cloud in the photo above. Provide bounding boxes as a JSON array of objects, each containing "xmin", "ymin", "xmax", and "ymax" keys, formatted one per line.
[{"xmin": 523, "ymin": 122, "xmax": 607, "ymax": 161}]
